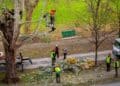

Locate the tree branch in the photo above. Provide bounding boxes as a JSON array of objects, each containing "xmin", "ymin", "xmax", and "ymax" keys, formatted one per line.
[
  {"xmin": 12, "ymin": 0, "xmax": 20, "ymax": 49},
  {"xmin": 97, "ymin": 30, "xmax": 116, "ymax": 47}
]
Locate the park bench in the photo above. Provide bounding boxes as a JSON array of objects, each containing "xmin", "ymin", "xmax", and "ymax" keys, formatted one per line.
[
  {"xmin": 0, "ymin": 52, "xmax": 32, "ymax": 72},
  {"xmin": 62, "ymin": 29, "xmax": 76, "ymax": 38},
  {"xmin": 16, "ymin": 52, "xmax": 32, "ymax": 71}
]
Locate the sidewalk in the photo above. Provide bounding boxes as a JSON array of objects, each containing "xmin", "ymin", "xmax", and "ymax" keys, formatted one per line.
[{"xmin": 23, "ymin": 50, "xmax": 112, "ymax": 69}]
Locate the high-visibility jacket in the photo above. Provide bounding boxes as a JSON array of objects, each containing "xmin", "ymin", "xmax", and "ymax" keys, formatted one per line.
[
  {"xmin": 51, "ymin": 51, "xmax": 55, "ymax": 59},
  {"xmin": 55, "ymin": 67, "xmax": 61, "ymax": 74},
  {"xmin": 113, "ymin": 61, "xmax": 120, "ymax": 68},
  {"xmin": 106, "ymin": 56, "xmax": 111, "ymax": 63}
]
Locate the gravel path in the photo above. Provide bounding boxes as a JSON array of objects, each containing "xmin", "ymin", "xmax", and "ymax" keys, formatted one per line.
[{"xmin": 23, "ymin": 50, "xmax": 112, "ymax": 69}]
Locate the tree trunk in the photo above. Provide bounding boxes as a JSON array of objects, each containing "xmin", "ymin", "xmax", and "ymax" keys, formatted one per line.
[
  {"xmin": 1, "ymin": 18, "xmax": 20, "ymax": 83},
  {"xmin": 0, "ymin": 0, "xmax": 21, "ymax": 84},
  {"xmin": 0, "ymin": 7, "xmax": 20, "ymax": 83},
  {"xmin": 95, "ymin": 45, "xmax": 98, "ymax": 66},
  {"xmin": 2, "ymin": 42, "xmax": 19, "ymax": 83},
  {"xmin": 95, "ymin": 31, "xmax": 98, "ymax": 66}
]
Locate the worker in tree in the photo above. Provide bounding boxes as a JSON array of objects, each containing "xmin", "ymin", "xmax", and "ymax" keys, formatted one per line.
[
  {"xmin": 43, "ymin": 10, "xmax": 56, "ymax": 32},
  {"xmin": 55, "ymin": 44, "xmax": 59, "ymax": 59},
  {"xmin": 49, "ymin": 9, "xmax": 56, "ymax": 32},
  {"xmin": 63, "ymin": 48, "xmax": 67, "ymax": 60},
  {"xmin": 55, "ymin": 64, "xmax": 61, "ymax": 83},
  {"xmin": 113, "ymin": 58, "xmax": 120, "ymax": 77},
  {"xmin": 51, "ymin": 50, "xmax": 56, "ymax": 66},
  {"xmin": 105, "ymin": 53, "xmax": 112, "ymax": 72}
]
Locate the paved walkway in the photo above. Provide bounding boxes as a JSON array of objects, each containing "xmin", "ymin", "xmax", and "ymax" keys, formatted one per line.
[{"xmin": 23, "ymin": 50, "xmax": 112, "ymax": 69}]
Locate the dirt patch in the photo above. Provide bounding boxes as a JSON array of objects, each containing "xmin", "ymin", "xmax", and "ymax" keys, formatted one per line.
[
  {"xmin": 5, "ymin": 61, "xmax": 119, "ymax": 86},
  {"xmin": 16, "ymin": 36, "xmax": 113, "ymax": 58},
  {"xmin": 0, "ymin": 35, "xmax": 114, "ymax": 58}
]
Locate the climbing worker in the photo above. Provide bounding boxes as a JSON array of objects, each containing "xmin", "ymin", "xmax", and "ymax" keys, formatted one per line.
[
  {"xmin": 63, "ymin": 48, "xmax": 67, "ymax": 60},
  {"xmin": 55, "ymin": 64, "xmax": 61, "ymax": 83},
  {"xmin": 43, "ymin": 10, "xmax": 56, "ymax": 32},
  {"xmin": 51, "ymin": 50, "xmax": 56, "ymax": 66},
  {"xmin": 113, "ymin": 58, "xmax": 120, "ymax": 77},
  {"xmin": 49, "ymin": 9, "xmax": 56, "ymax": 32},
  {"xmin": 55, "ymin": 44, "xmax": 59, "ymax": 59},
  {"xmin": 105, "ymin": 53, "xmax": 112, "ymax": 72}
]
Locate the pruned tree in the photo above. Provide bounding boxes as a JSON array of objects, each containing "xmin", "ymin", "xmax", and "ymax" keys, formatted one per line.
[
  {"xmin": 0, "ymin": 0, "xmax": 48, "ymax": 83},
  {"xmin": 0, "ymin": 0, "xmax": 21, "ymax": 83},
  {"xmin": 84, "ymin": 0, "xmax": 115, "ymax": 65}
]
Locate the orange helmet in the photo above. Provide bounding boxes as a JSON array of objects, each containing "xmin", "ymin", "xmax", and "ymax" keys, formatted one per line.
[{"xmin": 50, "ymin": 9, "xmax": 56, "ymax": 15}]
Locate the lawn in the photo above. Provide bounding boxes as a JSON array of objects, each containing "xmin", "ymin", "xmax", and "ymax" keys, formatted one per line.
[{"xmin": 29, "ymin": 0, "xmax": 88, "ymax": 32}]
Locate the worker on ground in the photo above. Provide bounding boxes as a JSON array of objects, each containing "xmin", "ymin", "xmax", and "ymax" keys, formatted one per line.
[
  {"xmin": 63, "ymin": 48, "xmax": 67, "ymax": 60},
  {"xmin": 113, "ymin": 58, "xmax": 120, "ymax": 77},
  {"xmin": 105, "ymin": 53, "xmax": 112, "ymax": 72},
  {"xmin": 55, "ymin": 64, "xmax": 61, "ymax": 83},
  {"xmin": 55, "ymin": 44, "xmax": 59, "ymax": 59},
  {"xmin": 51, "ymin": 50, "xmax": 56, "ymax": 66}
]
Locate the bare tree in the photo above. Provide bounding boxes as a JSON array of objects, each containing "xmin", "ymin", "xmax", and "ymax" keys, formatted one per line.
[
  {"xmin": 0, "ymin": 0, "xmax": 21, "ymax": 83},
  {"xmin": 0, "ymin": 0, "xmax": 48, "ymax": 83},
  {"xmin": 84, "ymin": 0, "xmax": 115, "ymax": 65}
]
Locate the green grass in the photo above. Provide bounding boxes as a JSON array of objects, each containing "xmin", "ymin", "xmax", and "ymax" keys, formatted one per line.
[
  {"xmin": 31, "ymin": 0, "xmax": 88, "ymax": 31},
  {"xmin": 0, "ymin": 0, "xmax": 117, "ymax": 33},
  {"xmin": 0, "ymin": 0, "xmax": 91, "ymax": 32}
]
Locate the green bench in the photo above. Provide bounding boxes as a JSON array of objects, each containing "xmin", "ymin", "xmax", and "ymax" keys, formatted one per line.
[{"xmin": 62, "ymin": 29, "xmax": 76, "ymax": 38}]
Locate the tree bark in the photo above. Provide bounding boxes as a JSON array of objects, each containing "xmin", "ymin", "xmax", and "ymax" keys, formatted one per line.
[
  {"xmin": 95, "ymin": 43, "xmax": 98, "ymax": 66},
  {"xmin": 0, "ymin": 7, "xmax": 20, "ymax": 83},
  {"xmin": 1, "ymin": 24, "xmax": 20, "ymax": 84},
  {"xmin": 2, "ymin": 42, "xmax": 19, "ymax": 83}
]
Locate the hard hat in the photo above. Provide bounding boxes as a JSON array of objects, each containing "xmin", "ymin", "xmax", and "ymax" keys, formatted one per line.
[{"xmin": 50, "ymin": 9, "xmax": 56, "ymax": 15}]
